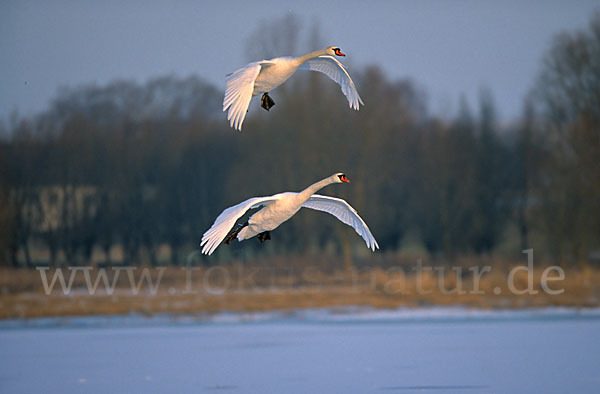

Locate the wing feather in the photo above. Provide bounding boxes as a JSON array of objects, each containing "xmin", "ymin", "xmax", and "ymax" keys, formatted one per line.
[
  {"xmin": 222, "ymin": 62, "xmax": 263, "ymax": 131},
  {"xmin": 299, "ymin": 56, "xmax": 364, "ymax": 110},
  {"xmin": 200, "ymin": 196, "xmax": 279, "ymax": 255},
  {"xmin": 301, "ymin": 194, "xmax": 379, "ymax": 251}
]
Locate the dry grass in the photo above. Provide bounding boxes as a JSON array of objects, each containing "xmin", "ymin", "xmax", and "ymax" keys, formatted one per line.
[{"xmin": 1, "ymin": 255, "xmax": 599, "ymax": 319}]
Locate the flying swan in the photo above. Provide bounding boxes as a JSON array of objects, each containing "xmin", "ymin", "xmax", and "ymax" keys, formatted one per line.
[
  {"xmin": 223, "ymin": 46, "xmax": 364, "ymax": 131},
  {"xmin": 200, "ymin": 173, "xmax": 378, "ymax": 255}
]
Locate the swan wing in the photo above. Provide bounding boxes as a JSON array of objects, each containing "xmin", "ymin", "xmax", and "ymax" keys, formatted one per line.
[
  {"xmin": 223, "ymin": 61, "xmax": 274, "ymax": 131},
  {"xmin": 302, "ymin": 194, "xmax": 379, "ymax": 251},
  {"xmin": 201, "ymin": 195, "xmax": 279, "ymax": 255},
  {"xmin": 299, "ymin": 55, "xmax": 364, "ymax": 110}
]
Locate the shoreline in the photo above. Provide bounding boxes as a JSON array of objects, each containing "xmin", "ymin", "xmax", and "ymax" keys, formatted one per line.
[
  {"xmin": 2, "ymin": 284, "xmax": 599, "ymax": 321},
  {"xmin": 3, "ymin": 305, "xmax": 600, "ymax": 329},
  {"xmin": 2, "ymin": 264, "xmax": 599, "ymax": 320}
]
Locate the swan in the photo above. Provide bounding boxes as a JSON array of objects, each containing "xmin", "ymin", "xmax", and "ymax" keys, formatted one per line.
[
  {"xmin": 200, "ymin": 173, "xmax": 378, "ymax": 255},
  {"xmin": 223, "ymin": 46, "xmax": 364, "ymax": 131}
]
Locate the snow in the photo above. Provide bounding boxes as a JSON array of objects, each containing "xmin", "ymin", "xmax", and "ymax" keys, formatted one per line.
[{"xmin": 1, "ymin": 307, "xmax": 599, "ymax": 393}]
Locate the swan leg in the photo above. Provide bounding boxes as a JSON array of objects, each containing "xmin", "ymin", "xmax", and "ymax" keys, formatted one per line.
[
  {"xmin": 257, "ymin": 231, "xmax": 271, "ymax": 243},
  {"xmin": 261, "ymin": 93, "xmax": 275, "ymax": 111},
  {"xmin": 225, "ymin": 221, "xmax": 248, "ymax": 245}
]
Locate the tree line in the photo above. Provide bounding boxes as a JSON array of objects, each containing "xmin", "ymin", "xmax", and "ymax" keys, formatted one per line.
[{"xmin": 0, "ymin": 14, "xmax": 598, "ymax": 267}]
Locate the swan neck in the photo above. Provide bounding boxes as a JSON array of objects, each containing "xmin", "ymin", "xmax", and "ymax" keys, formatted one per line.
[
  {"xmin": 299, "ymin": 177, "xmax": 334, "ymax": 200},
  {"xmin": 297, "ymin": 49, "xmax": 327, "ymax": 65}
]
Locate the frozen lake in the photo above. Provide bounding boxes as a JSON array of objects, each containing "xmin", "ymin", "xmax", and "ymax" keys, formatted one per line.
[{"xmin": 1, "ymin": 307, "xmax": 599, "ymax": 393}]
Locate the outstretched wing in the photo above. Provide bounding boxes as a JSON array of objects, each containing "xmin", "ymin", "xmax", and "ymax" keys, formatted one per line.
[
  {"xmin": 299, "ymin": 55, "xmax": 364, "ymax": 110},
  {"xmin": 302, "ymin": 194, "xmax": 379, "ymax": 251},
  {"xmin": 223, "ymin": 61, "xmax": 273, "ymax": 131},
  {"xmin": 201, "ymin": 196, "xmax": 279, "ymax": 255}
]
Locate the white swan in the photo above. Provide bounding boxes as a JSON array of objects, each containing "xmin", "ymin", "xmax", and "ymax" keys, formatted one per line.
[
  {"xmin": 223, "ymin": 46, "xmax": 364, "ymax": 131},
  {"xmin": 200, "ymin": 173, "xmax": 378, "ymax": 255}
]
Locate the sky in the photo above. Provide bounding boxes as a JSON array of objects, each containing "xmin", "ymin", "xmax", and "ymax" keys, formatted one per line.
[{"xmin": 1, "ymin": 0, "xmax": 598, "ymax": 123}]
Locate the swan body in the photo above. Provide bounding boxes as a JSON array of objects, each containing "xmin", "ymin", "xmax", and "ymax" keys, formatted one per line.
[
  {"xmin": 200, "ymin": 173, "xmax": 378, "ymax": 255},
  {"xmin": 252, "ymin": 58, "xmax": 298, "ymax": 93},
  {"xmin": 223, "ymin": 46, "xmax": 364, "ymax": 131}
]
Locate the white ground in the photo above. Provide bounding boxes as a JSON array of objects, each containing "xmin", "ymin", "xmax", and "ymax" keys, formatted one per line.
[{"xmin": 1, "ymin": 307, "xmax": 599, "ymax": 393}]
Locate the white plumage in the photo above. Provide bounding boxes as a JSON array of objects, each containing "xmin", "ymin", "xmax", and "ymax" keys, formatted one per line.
[
  {"xmin": 200, "ymin": 173, "xmax": 378, "ymax": 255},
  {"xmin": 223, "ymin": 46, "xmax": 364, "ymax": 131}
]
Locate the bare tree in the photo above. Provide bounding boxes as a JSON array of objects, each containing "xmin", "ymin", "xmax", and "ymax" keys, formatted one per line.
[{"xmin": 534, "ymin": 12, "xmax": 600, "ymax": 264}]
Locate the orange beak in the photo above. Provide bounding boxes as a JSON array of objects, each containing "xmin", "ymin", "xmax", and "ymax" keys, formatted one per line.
[
  {"xmin": 340, "ymin": 175, "xmax": 350, "ymax": 183},
  {"xmin": 334, "ymin": 49, "xmax": 345, "ymax": 56}
]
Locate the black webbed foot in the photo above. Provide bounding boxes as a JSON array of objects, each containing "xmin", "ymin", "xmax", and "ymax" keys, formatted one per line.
[
  {"xmin": 257, "ymin": 231, "xmax": 271, "ymax": 243},
  {"xmin": 261, "ymin": 93, "xmax": 275, "ymax": 111},
  {"xmin": 225, "ymin": 221, "xmax": 248, "ymax": 245}
]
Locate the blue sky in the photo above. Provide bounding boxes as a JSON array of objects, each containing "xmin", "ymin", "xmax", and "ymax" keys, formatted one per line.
[{"xmin": 1, "ymin": 0, "xmax": 598, "ymax": 122}]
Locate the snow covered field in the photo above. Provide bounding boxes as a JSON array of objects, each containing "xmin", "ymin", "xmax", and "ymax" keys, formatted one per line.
[{"xmin": 1, "ymin": 307, "xmax": 599, "ymax": 393}]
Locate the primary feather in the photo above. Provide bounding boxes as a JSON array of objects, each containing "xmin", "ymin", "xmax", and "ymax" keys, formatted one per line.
[{"xmin": 302, "ymin": 194, "xmax": 378, "ymax": 251}]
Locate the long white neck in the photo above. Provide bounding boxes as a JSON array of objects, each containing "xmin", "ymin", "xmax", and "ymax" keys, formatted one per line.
[
  {"xmin": 298, "ymin": 175, "xmax": 336, "ymax": 200},
  {"xmin": 295, "ymin": 48, "xmax": 329, "ymax": 66}
]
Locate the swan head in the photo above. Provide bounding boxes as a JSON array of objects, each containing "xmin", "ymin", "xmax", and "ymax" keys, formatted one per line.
[
  {"xmin": 333, "ymin": 172, "xmax": 350, "ymax": 183},
  {"xmin": 326, "ymin": 46, "xmax": 345, "ymax": 57}
]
